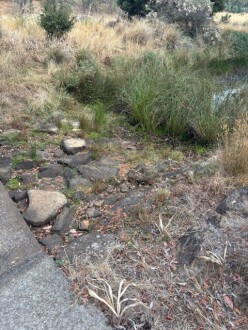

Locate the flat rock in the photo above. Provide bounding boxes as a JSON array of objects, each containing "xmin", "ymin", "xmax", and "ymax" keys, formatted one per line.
[
  {"xmin": 69, "ymin": 177, "xmax": 92, "ymax": 190},
  {"xmin": 61, "ymin": 138, "xmax": 86, "ymax": 155},
  {"xmin": 38, "ymin": 164, "xmax": 64, "ymax": 179},
  {"xmin": 51, "ymin": 207, "xmax": 74, "ymax": 234},
  {"xmin": 113, "ymin": 190, "xmax": 145, "ymax": 211},
  {"xmin": 36, "ymin": 150, "xmax": 52, "ymax": 161},
  {"xmin": 78, "ymin": 162, "xmax": 119, "ymax": 181},
  {"xmin": 0, "ymin": 167, "xmax": 11, "ymax": 184},
  {"xmin": 57, "ymin": 232, "xmax": 116, "ymax": 261},
  {"xmin": 36, "ymin": 123, "xmax": 59, "ymax": 134},
  {"xmin": 21, "ymin": 173, "xmax": 35, "ymax": 184},
  {"xmin": 58, "ymin": 152, "xmax": 92, "ymax": 167},
  {"xmin": 14, "ymin": 160, "xmax": 37, "ymax": 170},
  {"xmin": 0, "ymin": 156, "xmax": 12, "ymax": 168},
  {"xmin": 73, "ymin": 191, "xmax": 87, "ymax": 201},
  {"xmin": 86, "ymin": 207, "xmax": 101, "ymax": 218},
  {"xmin": 24, "ymin": 190, "xmax": 67, "ymax": 226},
  {"xmin": 39, "ymin": 234, "xmax": 62, "ymax": 253}
]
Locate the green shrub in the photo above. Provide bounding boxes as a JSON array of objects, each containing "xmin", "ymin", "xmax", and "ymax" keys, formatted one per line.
[
  {"xmin": 57, "ymin": 51, "xmax": 106, "ymax": 103},
  {"xmin": 40, "ymin": 0, "xmax": 75, "ymax": 39},
  {"xmin": 224, "ymin": 30, "xmax": 248, "ymax": 57}
]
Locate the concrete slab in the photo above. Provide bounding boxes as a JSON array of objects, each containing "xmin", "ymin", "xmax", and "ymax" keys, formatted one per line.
[
  {"xmin": 0, "ymin": 182, "xmax": 41, "ymax": 275},
  {"xmin": 0, "ymin": 254, "xmax": 111, "ymax": 330},
  {"xmin": 0, "ymin": 182, "xmax": 111, "ymax": 330}
]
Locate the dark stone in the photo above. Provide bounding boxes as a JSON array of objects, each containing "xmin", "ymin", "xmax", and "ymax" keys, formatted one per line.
[
  {"xmin": 9, "ymin": 190, "xmax": 28, "ymax": 203},
  {"xmin": 0, "ymin": 156, "xmax": 12, "ymax": 168},
  {"xmin": 58, "ymin": 152, "xmax": 92, "ymax": 167},
  {"xmin": 51, "ymin": 207, "xmax": 74, "ymax": 234},
  {"xmin": 63, "ymin": 168, "xmax": 74, "ymax": 184},
  {"xmin": 216, "ymin": 188, "xmax": 248, "ymax": 216},
  {"xmin": 104, "ymin": 194, "xmax": 122, "ymax": 206},
  {"xmin": 206, "ymin": 215, "xmax": 221, "ymax": 228},
  {"xmin": 77, "ymin": 163, "xmax": 119, "ymax": 181},
  {"xmin": 73, "ymin": 191, "xmax": 87, "ymax": 201},
  {"xmin": 38, "ymin": 164, "xmax": 64, "ymax": 179},
  {"xmin": 177, "ymin": 228, "xmax": 204, "ymax": 266},
  {"xmin": 0, "ymin": 168, "xmax": 11, "ymax": 184},
  {"xmin": 57, "ymin": 232, "xmax": 115, "ymax": 261},
  {"xmin": 120, "ymin": 182, "xmax": 129, "ymax": 193},
  {"xmin": 86, "ymin": 207, "xmax": 101, "ymax": 218},
  {"xmin": 113, "ymin": 190, "xmax": 145, "ymax": 211},
  {"xmin": 39, "ymin": 234, "xmax": 62, "ymax": 253},
  {"xmin": 127, "ymin": 165, "xmax": 157, "ymax": 185},
  {"xmin": 17, "ymin": 199, "xmax": 28, "ymax": 212},
  {"xmin": 21, "ymin": 173, "xmax": 35, "ymax": 184},
  {"xmin": 15, "ymin": 160, "xmax": 36, "ymax": 170},
  {"xmin": 68, "ymin": 177, "xmax": 92, "ymax": 190}
]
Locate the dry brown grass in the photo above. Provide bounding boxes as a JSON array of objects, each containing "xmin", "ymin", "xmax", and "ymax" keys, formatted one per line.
[
  {"xmin": 221, "ymin": 118, "xmax": 248, "ymax": 177},
  {"xmin": 215, "ymin": 12, "xmax": 248, "ymax": 32}
]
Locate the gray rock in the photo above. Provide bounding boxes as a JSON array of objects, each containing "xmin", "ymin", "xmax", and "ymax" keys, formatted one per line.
[
  {"xmin": 86, "ymin": 207, "xmax": 101, "ymax": 218},
  {"xmin": 39, "ymin": 234, "xmax": 62, "ymax": 253},
  {"xmin": 21, "ymin": 173, "xmax": 35, "ymax": 184},
  {"xmin": 51, "ymin": 207, "xmax": 74, "ymax": 234},
  {"xmin": 58, "ymin": 152, "xmax": 92, "ymax": 167},
  {"xmin": 177, "ymin": 228, "xmax": 204, "ymax": 266},
  {"xmin": 216, "ymin": 187, "xmax": 248, "ymax": 216},
  {"xmin": 14, "ymin": 160, "xmax": 36, "ymax": 170},
  {"xmin": 9, "ymin": 190, "xmax": 27, "ymax": 203},
  {"xmin": 38, "ymin": 164, "xmax": 64, "ymax": 179},
  {"xmin": 0, "ymin": 156, "xmax": 12, "ymax": 168},
  {"xmin": 78, "ymin": 162, "xmax": 119, "ymax": 181},
  {"xmin": 0, "ymin": 167, "xmax": 11, "ymax": 184},
  {"xmin": 61, "ymin": 138, "xmax": 86, "ymax": 155},
  {"xmin": 113, "ymin": 190, "xmax": 145, "ymax": 211},
  {"xmin": 73, "ymin": 191, "xmax": 87, "ymax": 201},
  {"xmin": 24, "ymin": 190, "xmax": 67, "ymax": 226},
  {"xmin": 127, "ymin": 164, "xmax": 157, "ymax": 185},
  {"xmin": 104, "ymin": 194, "xmax": 122, "ymax": 206},
  {"xmin": 36, "ymin": 123, "xmax": 59, "ymax": 134},
  {"xmin": 120, "ymin": 182, "xmax": 129, "ymax": 193},
  {"xmin": 54, "ymin": 149, "xmax": 64, "ymax": 158},
  {"xmin": 69, "ymin": 177, "xmax": 92, "ymax": 190},
  {"xmin": 57, "ymin": 232, "xmax": 116, "ymax": 261},
  {"xmin": 36, "ymin": 150, "xmax": 52, "ymax": 161}
]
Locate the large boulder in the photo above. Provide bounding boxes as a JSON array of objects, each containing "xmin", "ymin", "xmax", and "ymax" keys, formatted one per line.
[{"xmin": 24, "ymin": 190, "xmax": 67, "ymax": 226}]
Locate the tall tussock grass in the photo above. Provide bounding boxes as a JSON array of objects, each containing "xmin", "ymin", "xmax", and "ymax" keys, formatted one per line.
[{"xmin": 57, "ymin": 49, "xmax": 247, "ymax": 144}]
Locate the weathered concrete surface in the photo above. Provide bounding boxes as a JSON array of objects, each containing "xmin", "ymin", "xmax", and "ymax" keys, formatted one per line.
[
  {"xmin": 0, "ymin": 182, "xmax": 41, "ymax": 275},
  {"xmin": 0, "ymin": 254, "xmax": 111, "ymax": 330},
  {"xmin": 0, "ymin": 182, "xmax": 111, "ymax": 330}
]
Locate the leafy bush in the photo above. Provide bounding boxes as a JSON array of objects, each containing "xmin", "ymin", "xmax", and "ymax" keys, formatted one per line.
[
  {"xmin": 224, "ymin": 30, "xmax": 248, "ymax": 57},
  {"xmin": 40, "ymin": 0, "xmax": 75, "ymax": 39},
  {"xmin": 57, "ymin": 50, "xmax": 107, "ymax": 103},
  {"xmin": 152, "ymin": 0, "xmax": 220, "ymax": 41},
  {"xmin": 117, "ymin": 0, "xmax": 150, "ymax": 17}
]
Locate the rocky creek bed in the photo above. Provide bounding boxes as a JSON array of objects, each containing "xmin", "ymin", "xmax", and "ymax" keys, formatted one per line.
[{"xmin": 1, "ymin": 123, "xmax": 248, "ymax": 329}]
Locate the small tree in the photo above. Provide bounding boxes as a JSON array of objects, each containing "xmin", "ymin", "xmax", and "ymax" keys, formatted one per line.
[
  {"xmin": 40, "ymin": 0, "xmax": 75, "ymax": 39},
  {"xmin": 117, "ymin": 0, "xmax": 150, "ymax": 17},
  {"xmin": 211, "ymin": 0, "xmax": 226, "ymax": 14}
]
